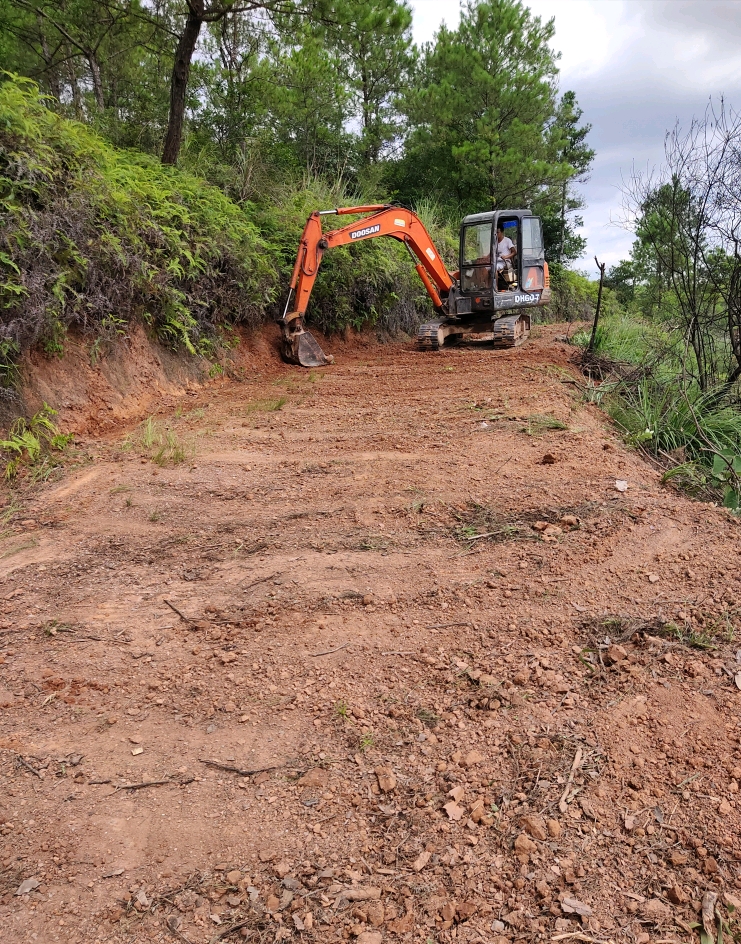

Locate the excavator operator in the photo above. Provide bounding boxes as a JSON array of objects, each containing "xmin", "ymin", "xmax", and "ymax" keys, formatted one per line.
[{"xmin": 495, "ymin": 225, "xmax": 517, "ymax": 290}]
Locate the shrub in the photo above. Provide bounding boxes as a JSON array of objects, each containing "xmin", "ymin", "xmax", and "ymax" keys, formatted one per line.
[{"xmin": 0, "ymin": 75, "xmax": 273, "ymax": 382}]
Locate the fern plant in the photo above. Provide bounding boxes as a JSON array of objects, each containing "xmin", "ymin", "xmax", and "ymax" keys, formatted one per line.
[{"xmin": 0, "ymin": 403, "xmax": 72, "ymax": 480}]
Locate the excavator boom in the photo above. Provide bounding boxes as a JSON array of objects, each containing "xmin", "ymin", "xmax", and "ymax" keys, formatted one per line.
[{"xmin": 279, "ymin": 206, "xmax": 454, "ymax": 366}]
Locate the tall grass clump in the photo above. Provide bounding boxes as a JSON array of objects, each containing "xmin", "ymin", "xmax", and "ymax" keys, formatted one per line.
[
  {"xmin": 606, "ymin": 378, "xmax": 741, "ymax": 509},
  {"xmin": 0, "ymin": 75, "xmax": 273, "ymax": 385}
]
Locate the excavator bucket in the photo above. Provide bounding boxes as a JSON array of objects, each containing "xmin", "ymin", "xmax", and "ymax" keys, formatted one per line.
[{"xmin": 280, "ymin": 324, "xmax": 333, "ymax": 367}]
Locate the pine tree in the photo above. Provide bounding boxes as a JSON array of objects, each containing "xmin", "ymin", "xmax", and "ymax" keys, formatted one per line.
[{"xmin": 395, "ymin": 0, "xmax": 566, "ymax": 212}]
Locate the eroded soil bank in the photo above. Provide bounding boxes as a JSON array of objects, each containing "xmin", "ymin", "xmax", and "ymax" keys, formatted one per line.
[{"xmin": 1, "ymin": 327, "xmax": 740, "ymax": 944}]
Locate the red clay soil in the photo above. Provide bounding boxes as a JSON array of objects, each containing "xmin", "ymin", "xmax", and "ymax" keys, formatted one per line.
[{"xmin": 1, "ymin": 326, "xmax": 741, "ymax": 944}]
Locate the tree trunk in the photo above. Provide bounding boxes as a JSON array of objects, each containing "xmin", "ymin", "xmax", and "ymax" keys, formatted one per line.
[
  {"xmin": 587, "ymin": 256, "xmax": 605, "ymax": 354},
  {"xmin": 67, "ymin": 53, "xmax": 84, "ymax": 120},
  {"xmin": 559, "ymin": 181, "xmax": 567, "ymax": 262},
  {"xmin": 87, "ymin": 53, "xmax": 105, "ymax": 110},
  {"xmin": 37, "ymin": 15, "xmax": 61, "ymax": 101},
  {"xmin": 161, "ymin": 1, "xmax": 204, "ymax": 165}
]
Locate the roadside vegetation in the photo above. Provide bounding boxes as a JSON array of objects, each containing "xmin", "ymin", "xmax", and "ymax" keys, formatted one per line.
[{"xmin": 570, "ymin": 106, "xmax": 741, "ymax": 511}]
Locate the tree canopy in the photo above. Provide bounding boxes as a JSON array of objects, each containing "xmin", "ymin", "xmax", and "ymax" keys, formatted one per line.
[{"xmin": 0, "ymin": 0, "xmax": 592, "ymax": 223}]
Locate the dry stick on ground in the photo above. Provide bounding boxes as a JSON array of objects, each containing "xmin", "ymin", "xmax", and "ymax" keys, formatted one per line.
[
  {"xmin": 198, "ymin": 759, "xmax": 281, "ymax": 777},
  {"xmin": 239, "ymin": 571, "xmax": 280, "ymax": 591},
  {"xmin": 559, "ymin": 747, "xmax": 584, "ymax": 813},
  {"xmin": 586, "ymin": 256, "xmax": 606, "ymax": 354},
  {"xmin": 164, "ymin": 918, "xmax": 195, "ymax": 944},
  {"xmin": 310, "ymin": 642, "xmax": 350, "ymax": 657},
  {"xmin": 163, "ymin": 599, "xmax": 194, "ymax": 623},
  {"xmin": 16, "ymin": 754, "xmax": 41, "ymax": 778},
  {"xmin": 113, "ymin": 777, "xmax": 194, "ymax": 793},
  {"xmin": 427, "ymin": 621, "xmax": 471, "ymax": 630},
  {"xmin": 210, "ymin": 918, "xmax": 252, "ymax": 943}
]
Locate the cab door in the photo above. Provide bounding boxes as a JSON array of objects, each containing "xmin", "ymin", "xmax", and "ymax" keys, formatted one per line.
[
  {"xmin": 460, "ymin": 222, "xmax": 493, "ymax": 293},
  {"xmin": 520, "ymin": 217, "xmax": 545, "ymax": 292}
]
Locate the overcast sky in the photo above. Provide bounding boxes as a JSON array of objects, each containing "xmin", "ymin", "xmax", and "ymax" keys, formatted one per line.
[{"xmin": 408, "ymin": 0, "xmax": 741, "ymax": 274}]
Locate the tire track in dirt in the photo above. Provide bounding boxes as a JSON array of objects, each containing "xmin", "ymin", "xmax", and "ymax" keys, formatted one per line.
[{"xmin": 1, "ymin": 327, "xmax": 740, "ymax": 943}]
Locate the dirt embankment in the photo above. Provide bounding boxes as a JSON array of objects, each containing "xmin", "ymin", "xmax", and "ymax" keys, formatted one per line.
[{"xmin": 1, "ymin": 326, "xmax": 740, "ymax": 944}]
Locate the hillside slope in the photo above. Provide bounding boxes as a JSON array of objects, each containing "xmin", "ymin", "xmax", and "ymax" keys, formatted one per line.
[{"xmin": 1, "ymin": 329, "xmax": 740, "ymax": 944}]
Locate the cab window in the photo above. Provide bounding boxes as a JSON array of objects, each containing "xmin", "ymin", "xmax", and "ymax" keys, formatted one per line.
[
  {"xmin": 462, "ymin": 224, "xmax": 492, "ymax": 265},
  {"xmin": 521, "ymin": 217, "xmax": 544, "ymax": 259}
]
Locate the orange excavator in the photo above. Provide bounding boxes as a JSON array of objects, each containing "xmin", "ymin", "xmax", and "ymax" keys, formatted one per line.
[{"xmin": 279, "ymin": 204, "xmax": 551, "ymax": 366}]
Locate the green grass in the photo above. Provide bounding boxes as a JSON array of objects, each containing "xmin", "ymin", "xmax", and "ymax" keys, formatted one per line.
[
  {"xmin": 0, "ymin": 76, "xmax": 272, "ymax": 379},
  {"xmin": 522, "ymin": 413, "xmax": 569, "ymax": 435},
  {"xmin": 245, "ymin": 397, "xmax": 288, "ymax": 413},
  {"xmin": 0, "ymin": 403, "xmax": 72, "ymax": 481},
  {"xmin": 125, "ymin": 417, "xmax": 195, "ymax": 466},
  {"xmin": 606, "ymin": 379, "xmax": 741, "ymax": 458},
  {"xmin": 572, "ymin": 311, "xmax": 671, "ymax": 366}
]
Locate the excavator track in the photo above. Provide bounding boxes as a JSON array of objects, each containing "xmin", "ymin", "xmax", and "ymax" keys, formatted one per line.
[
  {"xmin": 416, "ymin": 313, "xmax": 531, "ymax": 351},
  {"xmin": 416, "ymin": 320, "xmax": 445, "ymax": 351},
  {"xmin": 491, "ymin": 313, "xmax": 531, "ymax": 348}
]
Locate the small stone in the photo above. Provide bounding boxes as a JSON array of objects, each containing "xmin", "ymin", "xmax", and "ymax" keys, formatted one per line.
[
  {"xmin": 719, "ymin": 799, "xmax": 732, "ymax": 815},
  {"xmin": 547, "ymin": 819, "xmax": 562, "ymax": 838},
  {"xmin": 226, "ymin": 870, "xmax": 242, "ymax": 885},
  {"xmin": 667, "ymin": 886, "xmax": 687, "ymax": 905},
  {"xmin": 265, "ymin": 894, "xmax": 280, "ymax": 912},
  {"xmin": 605, "ymin": 644, "xmax": 628, "ymax": 664},
  {"xmin": 356, "ymin": 932, "xmax": 382, "ymax": 944},
  {"xmin": 442, "ymin": 902, "xmax": 456, "ymax": 921},
  {"xmin": 375, "ymin": 766, "xmax": 397, "ymax": 793},
  {"xmin": 275, "ymin": 861, "xmax": 291, "ymax": 878},
  {"xmin": 16, "ymin": 878, "xmax": 40, "ymax": 896},
  {"xmin": 513, "ymin": 833, "xmax": 537, "ymax": 854},
  {"xmin": 297, "ymin": 768, "xmax": 328, "ymax": 788},
  {"xmin": 520, "ymin": 814, "xmax": 547, "ymax": 841},
  {"xmin": 462, "ymin": 750, "xmax": 483, "ymax": 768},
  {"xmin": 648, "ymin": 574, "xmax": 660, "ymax": 583},
  {"xmin": 541, "ymin": 453, "xmax": 557, "ymax": 465},
  {"xmin": 668, "ymin": 851, "xmax": 688, "ymax": 866},
  {"xmin": 562, "ymin": 897, "xmax": 592, "ymax": 917},
  {"xmin": 535, "ymin": 880, "xmax": 550, "ymax": 898},
  {"xmin": 640, "ymin": 898, "xmax": 671, "ymax": 923},
  {"xmin": 412, "ymin": 850, "xmax": 431, "ymax": 872}
]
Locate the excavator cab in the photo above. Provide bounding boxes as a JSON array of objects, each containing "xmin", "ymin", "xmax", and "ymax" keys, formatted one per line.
[{"xmin": 458, "ymin": 210, "xmax": 546, "ymax": 310}]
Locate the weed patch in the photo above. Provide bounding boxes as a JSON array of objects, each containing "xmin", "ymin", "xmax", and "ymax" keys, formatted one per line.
[
  {"xmin": 125, "ymin": 417, "xmax": 195, "ymax": 466},
  {"xmin": 0, "ymin": 404, "xmax": 72, "ymax": 481},
  {"xmin": 522, "ymin": 413, "xmax": 569, "ymax": 435},
  {"xmin": 245, "ymin": 397, "xmax": 288, "ymax": 413},
  {"xmin": 448, "ymin": 500, "xmax": 591, "ymax": 546}
]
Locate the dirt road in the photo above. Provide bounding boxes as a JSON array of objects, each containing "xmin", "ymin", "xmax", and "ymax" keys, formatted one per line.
[{"xmin": 1, "ymin": 328, "xmax": 741, "ymax": 944}]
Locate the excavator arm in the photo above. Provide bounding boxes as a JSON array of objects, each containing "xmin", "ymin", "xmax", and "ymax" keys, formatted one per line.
[{"xmin": 279, "ymin": 205, "xmax": 455, "ymax": 366}]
